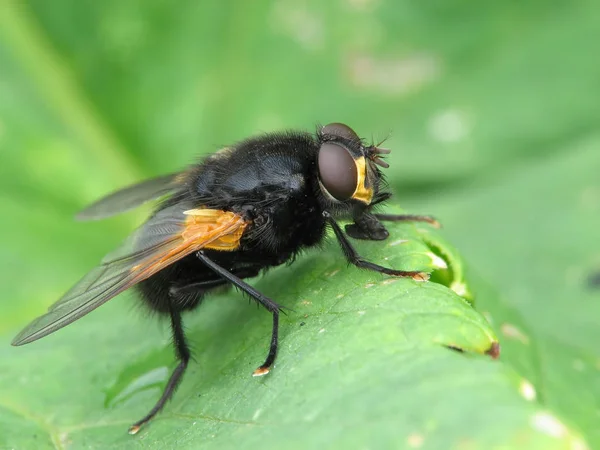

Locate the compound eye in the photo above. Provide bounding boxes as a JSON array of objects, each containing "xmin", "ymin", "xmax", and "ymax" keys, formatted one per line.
[
  {"xmin": 318, "ymin": 143, "xmax": 358, "ymax": 201},
  {"xmin": 322, "ymin": 122, "xmax": 359, "ymax": 142}
]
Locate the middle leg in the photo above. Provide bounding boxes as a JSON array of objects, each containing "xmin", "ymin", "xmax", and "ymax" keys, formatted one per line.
[{"xmin": 196, "ymin": 251, "xmax": 282, "ymax": 376}]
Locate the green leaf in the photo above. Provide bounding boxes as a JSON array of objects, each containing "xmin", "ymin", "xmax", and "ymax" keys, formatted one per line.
[
  {"xmin": 0, "ymin": 0, "xmax": 597, "ymax": 449},
  {"xmin": 403, "ymin": 136, "xmax": 600, "ymax": 448},
  {"xmin": 1, "ymin": 218, "xmax": 510, "ymax": 448}
]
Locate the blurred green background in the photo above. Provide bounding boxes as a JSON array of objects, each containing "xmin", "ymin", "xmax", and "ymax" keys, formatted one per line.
[{"xmin": 1, "ymin": 0, "xmax": 599, "ymax": 449}]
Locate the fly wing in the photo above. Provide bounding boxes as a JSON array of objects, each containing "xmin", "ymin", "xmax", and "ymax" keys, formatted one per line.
[
  {"xmin": 12, "ymin": 203, "xmax": 248, "ymax": 346},
  {"xmin": 76, "ymin": 173, "xmax": 185, "ymax": 221}
]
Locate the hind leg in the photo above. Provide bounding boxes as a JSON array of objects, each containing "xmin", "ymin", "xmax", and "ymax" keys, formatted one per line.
[
  {"xmin": 129, "ymin": 267, "xmax": 260, "ymax": 433},
  {"xmin": 128, "ymin": 305, "xmax": 190, "ymax": 434},
  {"xmin": 169, "ymin": 267, "xmax": 261, "ymax": 298}
]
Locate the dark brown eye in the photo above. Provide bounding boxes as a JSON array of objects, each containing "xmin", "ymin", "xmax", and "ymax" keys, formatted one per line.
[
  {"xmin": 318, "ymin": 143, "xmax": 357, "ymax": 201},
  {"xmin": 322, "ymin": 123, "xmax": 359, "ymax": 142}
]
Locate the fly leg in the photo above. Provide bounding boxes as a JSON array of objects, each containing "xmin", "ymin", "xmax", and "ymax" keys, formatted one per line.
[
  {"xmin": 128, "ymin": 306, "xmax": 190, "ymax": 434},
  {"xmin": 196, "ymin": 252, "xmax": 282, "ymax": 377},
  {"xmin": 324, "ymin": 211, "xmax": 429, "ymax": 281},
  {"xmin": 345, "ymin": 211, "xmax": 439, "ymax": 241},
  {"xmin": 129, "ymin": 266, "xmax": 263, "ymax": 433},
  {"xmin": 169, "ymin": 267, "xmax": 261, "ymax": 298}
]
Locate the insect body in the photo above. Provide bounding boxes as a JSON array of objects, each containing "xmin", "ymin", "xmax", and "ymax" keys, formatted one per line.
[{"xmin": 12, "ymin": 123, "xmax": 437, "ymax": 434}]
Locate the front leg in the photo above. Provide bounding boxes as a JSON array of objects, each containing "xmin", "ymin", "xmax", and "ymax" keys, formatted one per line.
[
  {"xmin": 323, "ymin": 211, "xmax": 428, "ymax": 281},
  {"xmin": 345, "ymin": 211, "xmax": 390, "ymax": 240},
  {"xmin": 345, "ymin": 208, "xmax": 440, "ymax": 241}
]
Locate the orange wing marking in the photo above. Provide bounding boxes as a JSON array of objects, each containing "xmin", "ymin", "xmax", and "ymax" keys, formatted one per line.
[
  {"xmin": 131, "ymin": 209, "xmax": 248, "ymax": 280},
  {"xmin": 182, "ymin": 209, "xmax": 248, "ymax": 251}
]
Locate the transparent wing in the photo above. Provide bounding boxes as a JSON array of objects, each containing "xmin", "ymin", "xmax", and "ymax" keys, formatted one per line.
[
  {"xmin": 12, "ymin": 203, "xmax": 248, "ymax": 346},
  {"xmin": 76, "ymin": 173, "xmax": 184, "ymax": 221}
]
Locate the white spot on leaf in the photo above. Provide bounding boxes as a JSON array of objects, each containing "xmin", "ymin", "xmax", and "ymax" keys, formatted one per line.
[
  {"xmin": 571, "ymin": 439, "xmax": 590, "ymax": 450},
  {"xmin": 428, "ymin": 109, "xmax": 471, "ymax": 143},
  {"xmin": 500, "ymin": 323, "xmax": 530, "ymax": 344},
  {"xmin": 519, "ymin": 379, "xmax": 537, "ymax": 401},
  {"xmin": 348, "ymin": 53, "xmax": 441, "ymax": 95},
  {"xmin": 531, "ymin": 412, "xmax": 566, "ymax": 438},
  {"xmin": 59, "ymin": 432, "xmax": 70, "ymax": 447},
  {"xmin": 389, "ymin": 239, "xmax": 409, "ymax": 247},
  {"xmin": 271, "ymin": 1, "xmax": 324, "ymax": 50},
  {"xmin": 407, "ymin": 433, "xmax": 424, "ymax": 448},
  {"xmin": 450, "ymin": 281, "xmax": 468, "ymax": 297},
  {"xmin": 427, "ymin": 252, "xmax": 448, "ymax": 269}
]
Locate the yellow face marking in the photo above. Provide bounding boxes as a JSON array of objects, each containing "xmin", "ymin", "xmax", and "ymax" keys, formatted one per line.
[{"xmin": 351, "ymin": 157, "xmax": 374, "ymax": 204}]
